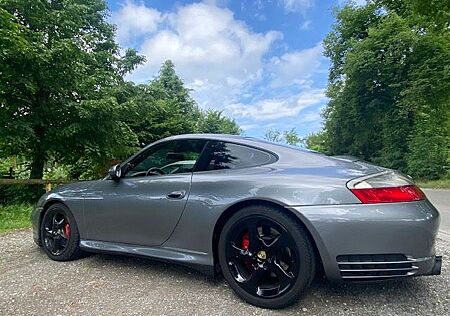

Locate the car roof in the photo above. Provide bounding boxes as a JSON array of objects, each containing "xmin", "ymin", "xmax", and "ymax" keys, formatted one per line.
[
  {"xmin": 138, "ymin": 134, "xmax": 385, "ymax": 173},
  {"xmin": 164, "ymin": 133, "xmax": 249, "ymax": 142},
  {"xmin": 163, "ymin": 133, "xmax": 316, "ymax": 155},
  {"xmin": 157, "ymin": 133, "xmax": 332, "ymax": 167},
  {"xmin": 136, "ymin": 134, "xmax": 378, "ymax": 170}
]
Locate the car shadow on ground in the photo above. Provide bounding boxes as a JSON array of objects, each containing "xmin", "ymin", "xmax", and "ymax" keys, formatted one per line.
[
  {"xmin": 80, "ymin": 251, "xmax": 434, "ymax": 300},
  {"xmin": 27, "ymin": 245, "xmax": 443, "ymax": 314}
]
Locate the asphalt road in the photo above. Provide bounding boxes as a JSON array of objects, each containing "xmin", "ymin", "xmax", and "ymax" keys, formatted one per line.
[
  {"xmin": 0, "ymin": 190, "xmax": 449, "ymax": 315},
  {"xmin": 423, "ymin": 189, "xmax": 450, "ymax": 243}
]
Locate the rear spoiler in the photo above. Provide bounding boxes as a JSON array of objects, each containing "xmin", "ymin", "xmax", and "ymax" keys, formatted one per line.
[{"xmin": 332, "ymin": 155, "xmax": 361, "ymax": 163}]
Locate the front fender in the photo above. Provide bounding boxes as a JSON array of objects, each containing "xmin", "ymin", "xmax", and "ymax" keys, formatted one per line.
[{"xmin": 31, "ymin": 183, "xmax": 89, "ymax": 245}]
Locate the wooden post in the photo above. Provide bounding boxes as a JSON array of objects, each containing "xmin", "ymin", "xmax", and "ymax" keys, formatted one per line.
[{"xmin": 45, "ymin": 183, "xmax": 52, "ymax": 192}]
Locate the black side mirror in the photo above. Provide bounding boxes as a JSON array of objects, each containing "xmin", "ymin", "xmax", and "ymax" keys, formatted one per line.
[{"xmin": 108, "ymin": 164, "xmax": 122, "ymax": 181}]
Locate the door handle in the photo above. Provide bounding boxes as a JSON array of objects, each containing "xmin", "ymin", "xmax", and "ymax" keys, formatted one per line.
[{"xmin": 166, "ymin": 190, "xmax": 186, "ymax": 199}]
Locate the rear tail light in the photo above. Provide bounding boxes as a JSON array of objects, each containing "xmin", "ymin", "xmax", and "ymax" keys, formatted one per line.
[{"xmin": 348, "ymin": 171, "xmax": 425, "ymax": 204}]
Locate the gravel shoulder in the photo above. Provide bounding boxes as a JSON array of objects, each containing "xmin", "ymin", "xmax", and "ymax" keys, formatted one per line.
[{"xmin": 0, "ymin": 229, "xmax": 449, "ymax": 315}]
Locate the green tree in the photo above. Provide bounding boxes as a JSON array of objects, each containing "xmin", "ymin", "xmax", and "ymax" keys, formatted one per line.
[
  {"xmin": 130, "ymin": 60, "xmax": 201, "ymax": 146},
  {"xmin": 321, "ymin": 0, "xmax": 449, "ymax": 179},
  {"xmin": 196, "ymin": 109, "xmax": 241, "ymax": 135},
  {"xmin": 123, "ymin": 61, "xmax": 241, "ymax": 146},
  {"xmin": 264, "ymin": 129, "xmax": 282, "ymax": 143},
  {"xmin": 305, "ymin": 131, "xmax": 329, "ymax": 153},
  {"xmin": 0, "ymin": 0, "xmax": 144, "ymax": 179},
  {"xmin": 264, "ymin": 128, "xmax": 304, "ymax": 146},
  {"xmin": 283, "ymin": 128, "xmax": 303, "ymax": 146}
]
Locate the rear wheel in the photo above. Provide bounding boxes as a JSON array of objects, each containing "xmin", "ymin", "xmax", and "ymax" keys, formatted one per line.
[
  {"xmin": 218, "ymin": 205, "xmax": 315, "ymax": 309},
  {"xmin": 40, "ymin": 203, "xmax": 84, "ymax": 261}
]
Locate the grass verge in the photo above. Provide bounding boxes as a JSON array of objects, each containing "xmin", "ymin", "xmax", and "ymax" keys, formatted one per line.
[
  {"xmin": 417, "ymin": 177, "xmax": 450, "ymax": 189},
  {"xmin": 0, "ymin": 203, "xmax": 33, "ymax": 233}
]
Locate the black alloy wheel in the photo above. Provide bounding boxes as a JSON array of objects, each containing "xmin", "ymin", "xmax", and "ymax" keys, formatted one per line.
[
  {"xmin": 43, "ymin": 210, "xmax": 70, "ymax": 255},
  {"xmin": 226, "ymin": 216, "xmax": 299, "ymax": 297},
  {"xmin": 218, "ymin": 205, "xmax": 316, "ymax": 309},
  {"xmin": 40, "ymin": 203, "xmax": 84, "ymax": 261}
]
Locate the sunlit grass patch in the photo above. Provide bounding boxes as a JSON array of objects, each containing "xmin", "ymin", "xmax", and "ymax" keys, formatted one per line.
[{"xmin": 0, "ymin": 204, "xmax": 33, "ymax": 233}]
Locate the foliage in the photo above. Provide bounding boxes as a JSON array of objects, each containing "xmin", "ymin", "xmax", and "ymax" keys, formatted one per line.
[
  {"xmin": 320, "ymin": 0, "xmax": 449, "ymax": 179},
  {"xmin": 264, "ymin": 128, "xmax": 304, "ymax": 146},
  {"xmin": 196, "ymin": 109, "xmax": 241, "ymax": 135},
  {"xmin": 0, "ymin": 203, "xmax": 33, "ymax": 233},
  {"xmin": 120, "ymin": 60, "xmax": 198, "ymax": 148},
  {"xmin": 264, "ymin": 129, "xmax": 283, "ymax": 143},
  {"xmin": 0, "ymin": 183, "xmax": 44, "ymax": 204},
  {"xmin": 304, "ymin": 131, "xmax": 329, "ymax": 153},
  {"xmin": 141, "ymin": 60, "xmax": 201, "ymax": 143},
  {"xmin": 283, "ymin": 128, "xmax": 303, "ymax": 146},
  {"xmin": 111, "ymin": 61, "xmax": 241, "ymax": 148},
  {"xmin": 416, "ymin": 173, "xmax": 450, "ymax": 189},
  {"xmin": 0, "ymin": 1, "xmax": 241, "ymax": 182},
  {"xmin": 0, "ymin": 0, "xmax": 144, "ymax": 179}
]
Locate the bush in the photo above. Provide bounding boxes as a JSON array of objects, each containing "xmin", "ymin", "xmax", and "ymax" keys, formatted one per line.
[
  {"xmin": 0, "ymin": 203, "xmax": 33, "ymax": 233},
  {"xmin": 0, "ymin": 184, "xmax": 44, "ymax": 204}
]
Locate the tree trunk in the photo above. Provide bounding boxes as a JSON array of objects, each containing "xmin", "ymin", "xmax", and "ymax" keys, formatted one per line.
[
  {"xmin": 30, "ymin": 151, "xmax": 45, "ymax": 179},
  {"xmin": 30, "ymin": 88, "xmax": 49, "ymax": 180},
  {"xmin": 30, "ymin": 123, "xmax": 46, "ymax": 179}
]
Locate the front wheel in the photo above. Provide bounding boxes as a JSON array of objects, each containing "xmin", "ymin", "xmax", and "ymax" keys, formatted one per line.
[
  {"xmin": 218, "ymin": 205, "xmax": 316, "ymax": 309},
  {"xmin": 40, "ymin": 203, "xmax": 84, "ymax": 261}
]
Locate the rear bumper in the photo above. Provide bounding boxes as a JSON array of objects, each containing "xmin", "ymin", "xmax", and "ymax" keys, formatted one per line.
[
  {"xmin": 288, "ymin": 199, "xmax": 441, "ymax": 281},
  {"xmin": 431, "ymin": 255, "xmax": 442, "ymax": 275},
  {"xmin": 335, "ymin": 254, "xmax": 441, "ymax": 280}
]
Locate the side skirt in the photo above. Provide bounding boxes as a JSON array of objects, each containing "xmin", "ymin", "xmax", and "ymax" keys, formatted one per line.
[{"xmin": 79, "ymin": 240, "xmax": 215, "ymax": 276}]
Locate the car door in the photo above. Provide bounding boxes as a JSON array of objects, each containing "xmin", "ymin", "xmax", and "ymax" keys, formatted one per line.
[{"xmin": 83, "ymin": 139, "xmax": 207, "ymax": 247}]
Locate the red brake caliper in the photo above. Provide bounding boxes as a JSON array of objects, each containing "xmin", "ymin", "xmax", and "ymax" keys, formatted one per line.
[
  {"xmin": 241, "ymin": 232, "xmax": 253, "ymax": 269},
  {"xmin": 242, "ymin": 232, "xmax": 250, "ymax": 250},
  {"xmin": 64, "ymin": 223, "xmax": 71, "ymax": 238}
]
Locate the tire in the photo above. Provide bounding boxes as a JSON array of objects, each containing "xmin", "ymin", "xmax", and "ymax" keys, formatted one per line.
[
  {"xmin": 218, "ymin": 204, "xmax": 316, "ymax": 309},
  {"xmin": 40, "ymin": 203, "xmax": 84, "ymax": 261}
]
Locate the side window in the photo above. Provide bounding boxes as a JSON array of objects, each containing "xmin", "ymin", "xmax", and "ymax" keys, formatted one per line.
[
  {"xmin": 123, "ymin": 139, "xmax": 206, "ymax": 178},
  {"xmin": 198, "ymin": 141, "xmax": 275, "ymax": 171}
]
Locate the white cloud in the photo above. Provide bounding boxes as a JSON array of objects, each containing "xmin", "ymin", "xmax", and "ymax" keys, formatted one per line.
[
  {"xmin": 299, "ymin": 108, "xmax": 322, "ymax": 123},
  {"xmin": 114, "ymin": 2, "xmax": 281, "ymax": 108},
  {"xmin": 279, "ymin": 0, "xmax": 315, "ymax": 12},
  {"xmin": 228, "ymin": 88, "xmax": 326, "ymax": 121},
  {"xmin": 111, "ymin": 1, "xmax": 328, "ymax": 134},
  {"xmin": 240, "ymin": 124, "xmax": 258, "ymax": 131},
  {"xmin": 269, "ymin": 43, "xmax": 325, "ymax": 88},
  {"xmin": 111, "ymin": 1, "xmax": 162, "ymax": 45},
  {"xmin": 300, "ymin": 20, "xmax": 312, "ymax": 30},
  {"xmin": 338, "ymin": 0, "xmax": 367, "ymax": 6}
]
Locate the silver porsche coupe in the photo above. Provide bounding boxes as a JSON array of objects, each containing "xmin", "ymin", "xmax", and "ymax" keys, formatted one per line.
[{"xmin": 31, "ymin": 134, "xmax": 442, "ymax": 309}]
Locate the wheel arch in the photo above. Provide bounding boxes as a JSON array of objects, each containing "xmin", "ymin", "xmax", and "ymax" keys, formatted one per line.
[
  {"xmin": 37, "ymin": 199, "xmax": 70, "ymax": 241},
  {"xmin": 211, "ymin": 199, "xmax": 324, "ymax": 276}
]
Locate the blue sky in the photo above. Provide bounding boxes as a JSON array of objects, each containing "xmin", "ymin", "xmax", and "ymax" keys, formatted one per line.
[{"xmin": 106, "ymin": 0, "xmax": 361, "ymax": 138}]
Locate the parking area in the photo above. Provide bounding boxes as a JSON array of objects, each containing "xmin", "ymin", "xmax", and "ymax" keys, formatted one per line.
[
  {"xmin": 0, "ymin": 237, "xmax": 448, "ymax": 314},
  {"xmin": 1, "ymin": 190, "xmax": 449, "ymax": 315}
]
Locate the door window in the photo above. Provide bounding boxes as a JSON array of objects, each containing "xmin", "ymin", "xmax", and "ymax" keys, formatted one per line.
[{"xmin": 123, "ymin": 139, "xmax": 206, "ymax": 178}]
